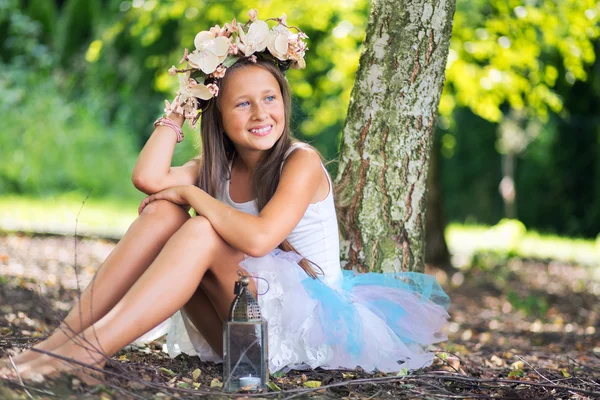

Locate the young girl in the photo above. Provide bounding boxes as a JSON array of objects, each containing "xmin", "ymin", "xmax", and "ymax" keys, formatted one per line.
[{"xmin": 2, "ymin": 11, "xmax": 449, "ymax": 382}]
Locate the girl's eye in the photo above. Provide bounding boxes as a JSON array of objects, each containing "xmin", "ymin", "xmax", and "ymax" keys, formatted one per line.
[
  {"xmin": 266, "ymin": 95, "xmax": 276, "ymax": 102},
  {"xmin": 237, "ymin": 101, "xmax": 249, "ymax": 107}
]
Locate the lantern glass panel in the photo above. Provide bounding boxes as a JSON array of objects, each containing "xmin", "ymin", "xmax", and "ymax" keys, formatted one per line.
[{"xmin": 223, "ymin": 320, "xmax": 268, "ymax": 391}]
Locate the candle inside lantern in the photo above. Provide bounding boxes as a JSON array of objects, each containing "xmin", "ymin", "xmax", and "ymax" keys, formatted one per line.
[{"xmin": 239, "ymin": 375, "xmax": 261, "ymax": 390}]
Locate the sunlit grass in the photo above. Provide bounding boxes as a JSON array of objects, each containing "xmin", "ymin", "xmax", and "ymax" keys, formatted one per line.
[
  {"xmin": 0, "ymin": 194, "xmax": 142, "ymax": 238},
  {"xmin": 1, "ymin": 195, "xmax": 598, "ymax": 266},
  {"xmin": 446, "ymin": 220, "xmax": 599, "ymax": 267}
]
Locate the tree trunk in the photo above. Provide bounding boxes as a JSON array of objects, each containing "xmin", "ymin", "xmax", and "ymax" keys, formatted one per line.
[
  {"xmin": 425, "ymin": 134, "xmax": 452, "ymax": 270},
  {"xmin": 335, "ymin": 0, "xmax": 456, "ymax": 273}
]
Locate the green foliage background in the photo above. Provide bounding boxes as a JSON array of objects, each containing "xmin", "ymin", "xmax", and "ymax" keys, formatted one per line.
[{"xmin": 1, "ymin": 0, "xmax": 600, "ymax": 238}]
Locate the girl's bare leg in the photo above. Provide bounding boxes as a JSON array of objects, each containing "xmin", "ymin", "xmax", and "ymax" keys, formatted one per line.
[
  {"xmin": 9, "ymin": 200, "xmax": 190, "ymax": 366},
  {"xmin": 14, "ymin": 215, "xmax": 249, "ymax": 379}
]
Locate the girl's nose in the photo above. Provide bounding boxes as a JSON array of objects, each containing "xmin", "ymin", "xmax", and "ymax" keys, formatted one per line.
[{"xmin": 251, "ymin": 104, "xmax": 267, "ymax": 120}]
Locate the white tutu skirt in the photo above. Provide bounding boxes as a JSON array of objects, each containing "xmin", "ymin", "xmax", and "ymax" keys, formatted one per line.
[{"xmin": 157, "ymin": 249, "xmax": 450, "ymax": 373}]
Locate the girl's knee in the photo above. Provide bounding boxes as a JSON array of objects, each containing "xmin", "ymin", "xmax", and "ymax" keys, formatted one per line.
[
  {"xmin": 141, "ymin": 200, "xmax": 189, "ymax": 221},
  {"xmin": 180, "ymin": 216, "xmax": 219, "ymax": 238}
]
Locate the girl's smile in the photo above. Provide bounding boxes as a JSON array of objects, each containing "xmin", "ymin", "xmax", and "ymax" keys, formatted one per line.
[{"xmin": 248, "ymin": 124, "xmax": 273, "ymax": 136}]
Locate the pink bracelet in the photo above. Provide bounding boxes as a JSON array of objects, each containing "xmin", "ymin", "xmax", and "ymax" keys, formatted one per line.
[{"xmin": 153, "ymin": 117, "xmax": 184, "ymax": 143}]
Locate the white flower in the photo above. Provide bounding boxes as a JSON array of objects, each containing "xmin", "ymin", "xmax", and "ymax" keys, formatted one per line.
[
  {"xmin": 168, "ymin": 65, "xmax": 178, "ymax": 76},
  {"xmin": 267, "ymin": 25, "xmax": 291, "ymax": 61},
  {"xmin": 187, "ymin": 31, "xmax": 230, "ymax": 74},
  {"xmin": 292, "ymin": 57, "xmax": 306, "ymax": 69},
  {"xmin": 179, "ymin": 70, "xmax": 213, "ymax": 101},
  {"xmin": 236, "ymin": 20, "xmax": 269, "ymax": 56}
]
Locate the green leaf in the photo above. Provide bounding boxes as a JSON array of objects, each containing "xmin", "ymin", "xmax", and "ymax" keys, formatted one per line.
[
  {"xmin": 266, "ymin": 381, "xmax": 281, "ymax": 391},
  {"xmin": 223, "ymin": 56, "xmax": 240, "ymax": 68},
  {"xmin": 303, "ymin": 380, "xmax": 321, "ymax": 388},
  {"xmin": 508, "ymin": 369, "xmax": 524, "ymax": 378},
  {"xmin": 271, "ymin": 370, "xmax": 286, "ymax": 379},
  {"xmin": 159, "ymin": 367, "xmax": 176, "ymax": 376},
  {"xmin": 561, "ymin": 369, "xmax": 571, "ymax": 378},
  {"xmin": 396, "ymin": 368, "xmax": 409, "ymax": 377},
  {"xmin": 176, "ymin": 381, "xmax": 190, "ymax": 388}
]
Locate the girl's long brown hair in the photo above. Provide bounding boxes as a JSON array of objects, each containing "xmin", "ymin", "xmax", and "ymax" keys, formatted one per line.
[{"xmin": 197, "ymin": 58, "xmax": 321, "ymax": 278}]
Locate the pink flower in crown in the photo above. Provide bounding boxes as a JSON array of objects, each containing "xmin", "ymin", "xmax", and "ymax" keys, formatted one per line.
[
  {"xmin": 288, "ymin": 34, "xmax": 307, "ymax": 60},
  {"xmin": 206, "ymin": 83, "xmax": 219, "ymax": 97},
  {"xmin": 230, "ymin": 43, "xmax": 239, "ymax": 55},
  {"xmin": 279, "ymin": 13, "xmax": 288, "ymax": 26},
  {"xmin": 179, "ymin": 48, "xmax": 189, "ymax": 64},
  {"xmin": 209, "ymin": 24, "xmax": 221, "ymax": 36},
  {"xmin": 211, "ymin": 65, "xmax": 226, "ymax": 78},
  {"xmin": 224, "ymin": 18, "xmax": 238, "ymax": 34},
  {"xmin": 287, "ymin": 33, "xmax": 308, "ymax": 69},
  {"xmin": 168, "ymin": 65, "xmax": 178, "ymax": 76},
  {"xmin": 248, "ymin": 9, "xmax": 258, "ymax": 22},
  {"xmin": 248, "ymin": 55, "xmax": 257, "ymax": 63}
]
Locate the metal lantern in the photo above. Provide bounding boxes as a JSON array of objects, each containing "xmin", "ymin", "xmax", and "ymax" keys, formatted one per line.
[{"xmin": 223, "ymin": 274, "xmax": 268, "ymax": 392}]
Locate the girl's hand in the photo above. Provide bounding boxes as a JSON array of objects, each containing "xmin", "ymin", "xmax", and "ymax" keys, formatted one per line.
[{"xmin": 138, "ymin": 186, "xmax": 191, "ymax": 214}]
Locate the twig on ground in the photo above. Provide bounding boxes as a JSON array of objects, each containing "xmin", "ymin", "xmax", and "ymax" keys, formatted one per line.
[{"xmin": 8, "ymin": 355, "xmax": 34, "ymax": 400}]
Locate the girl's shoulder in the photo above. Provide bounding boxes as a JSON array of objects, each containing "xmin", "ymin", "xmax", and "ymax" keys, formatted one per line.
[
  {"xmin": 281, "ymin": 142, "xmax": 330, "ymax": 204},
  {"xmin": 281, "ymin": 142, "xmax": 322, "ymax": 172}
]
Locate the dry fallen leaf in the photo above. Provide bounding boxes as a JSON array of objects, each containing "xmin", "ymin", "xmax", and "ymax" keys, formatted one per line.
[
  {"xmin": 127, "ymin": 380, "xmax": 146, "ymax": 390},
  {"xmin": 490, "ymin": 355, "xmax": 505, "ymax": 367},
  {"xmin": 303, "ymin": 380, "xmax": 321, "ymax": 388},
  {"xmin": 192, "ymin": 368, "xmax": 201, "ymax": 382}
]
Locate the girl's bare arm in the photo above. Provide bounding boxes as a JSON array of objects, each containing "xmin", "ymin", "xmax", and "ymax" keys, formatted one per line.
[
  {"xmin": 131, "ymin": 114, "xmax": 199, "ymax": 194},
  {"xmin": 181, "ymin": 148, "xmax": 325, "ymax": 257}
]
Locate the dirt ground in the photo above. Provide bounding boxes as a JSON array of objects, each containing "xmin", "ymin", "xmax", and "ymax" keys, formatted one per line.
[{"xmin": 0, "ymin": 233, "xmax": 599, "ymax": 399}]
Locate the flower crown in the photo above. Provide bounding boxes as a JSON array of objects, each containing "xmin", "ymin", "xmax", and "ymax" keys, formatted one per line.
[{"xmin": 164, "ymin": 9, "xmax": 308, "ymax": 127}]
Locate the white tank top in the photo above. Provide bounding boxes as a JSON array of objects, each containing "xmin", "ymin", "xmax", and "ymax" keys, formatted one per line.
[{"xmin": 218, "ymin": 144, "xmax": 342, "ymax": 286}]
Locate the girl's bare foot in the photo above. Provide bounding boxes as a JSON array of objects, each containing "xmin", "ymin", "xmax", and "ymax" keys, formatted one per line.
[
  {"xmin": 5, "ymin": 346, "xmax": 43, "ymax": 367},
  {"xmin": 3, "ymin": 343, "xmax": 107, "ymax": 386}
]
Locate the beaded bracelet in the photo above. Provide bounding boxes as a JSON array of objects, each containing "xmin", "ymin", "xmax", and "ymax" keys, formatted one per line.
[{"xmin": 153, "ymin": 117, "xmax": 184, "ymax": 143}]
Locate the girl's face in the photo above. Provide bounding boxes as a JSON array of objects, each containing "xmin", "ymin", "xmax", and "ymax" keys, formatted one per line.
[{"xmin": 219, "ymin": 65, "xmax": 286, "ymax": 156}]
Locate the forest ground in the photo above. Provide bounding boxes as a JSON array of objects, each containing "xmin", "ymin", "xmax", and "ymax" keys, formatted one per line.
[{"xmin": 0, "ymin": 233, "xmax": 598, "ymax": 399}]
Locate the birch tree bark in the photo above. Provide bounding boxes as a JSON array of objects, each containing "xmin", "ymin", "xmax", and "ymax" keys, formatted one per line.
[{"xmin": 335, "ymin": 0, "xmax": 456, "ymax": 273}]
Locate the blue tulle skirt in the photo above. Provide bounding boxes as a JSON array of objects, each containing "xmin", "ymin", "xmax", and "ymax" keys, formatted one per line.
[{"xmin": 158, "ymin": 249, "xmax": 450, "ymax": 373}]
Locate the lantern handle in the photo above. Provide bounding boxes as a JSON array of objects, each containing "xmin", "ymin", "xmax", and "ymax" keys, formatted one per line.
[{"xmin": 237, "ymin": 270, "xmax": 270, "ymax": 296}]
